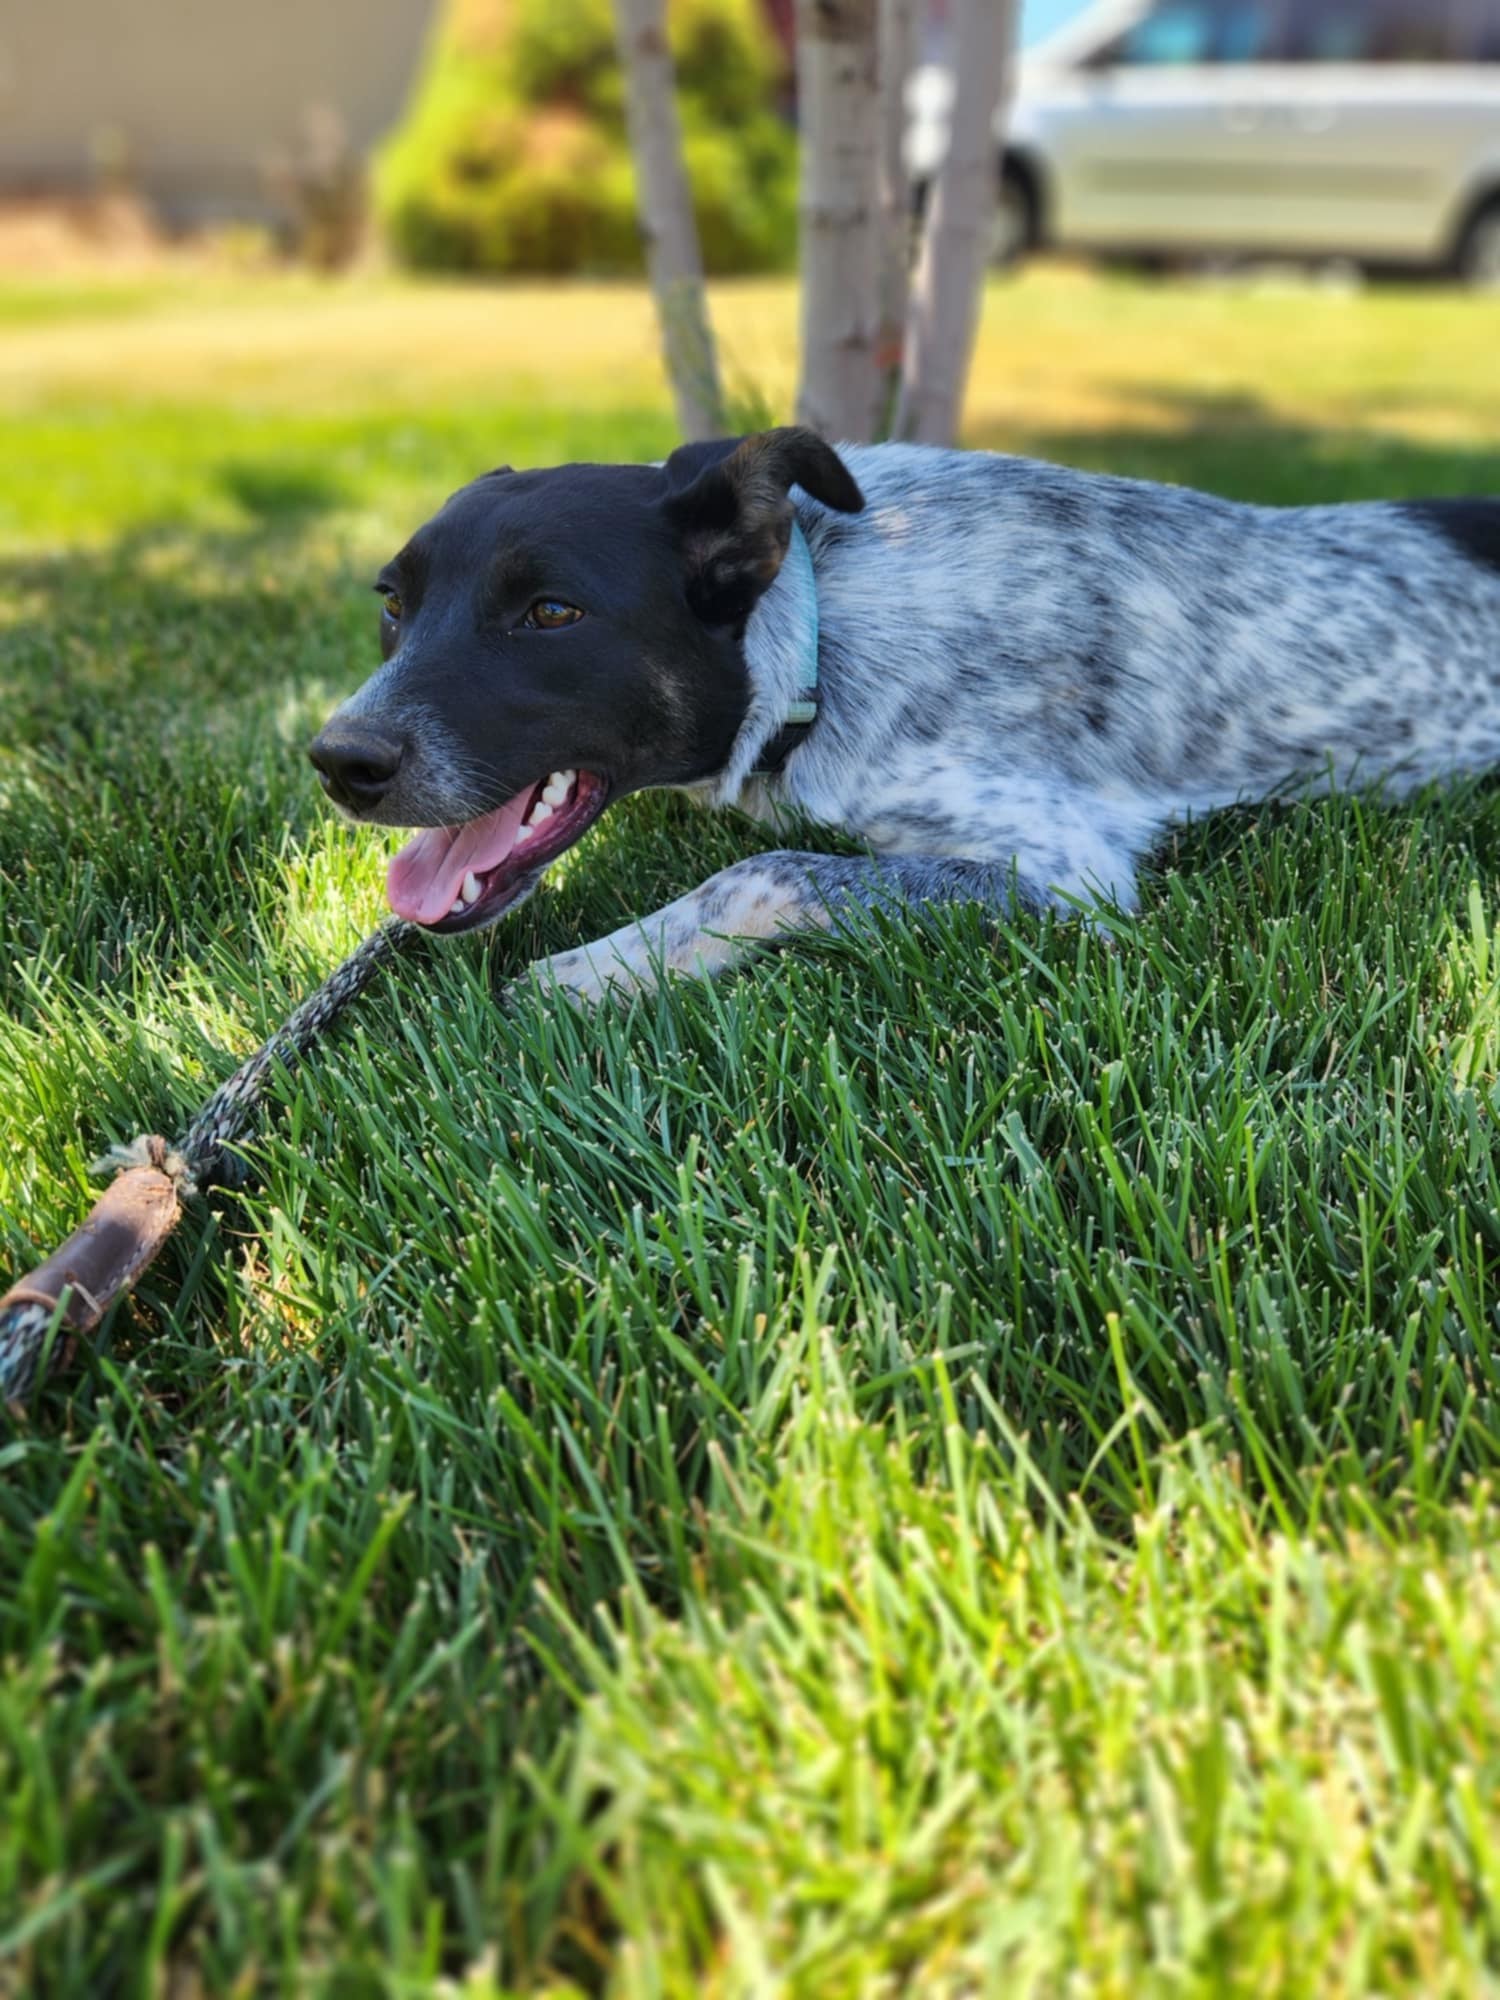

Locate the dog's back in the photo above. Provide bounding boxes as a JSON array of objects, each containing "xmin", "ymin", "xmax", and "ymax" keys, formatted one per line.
[{"xmin": 784, "ymin": 449, "xmax": 1500, "ymax": 840}]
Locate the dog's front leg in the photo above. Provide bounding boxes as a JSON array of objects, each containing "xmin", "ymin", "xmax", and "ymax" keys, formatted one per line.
[{"xmin": 518, "ymin": 850, "xmax": 1056, "ymax": 1006}]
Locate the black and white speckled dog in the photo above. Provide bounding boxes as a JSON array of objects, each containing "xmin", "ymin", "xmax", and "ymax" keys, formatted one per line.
[{"xmin": 309, "ymin": 427, "xmax": 1500, "ymax": 1002}]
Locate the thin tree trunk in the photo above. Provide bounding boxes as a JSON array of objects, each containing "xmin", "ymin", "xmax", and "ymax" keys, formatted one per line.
[
  {"xmin": 874, "ymin": 0, "xmax": 919, "ymax": 435},
  {"xmin": 893, "ymin": 0, "xmax": 1017, "ymax": 446},
  {"xmin": 794, "ymin": 0, "xmax": 881, "ymax": 442},
  {"xmin": 613, "ymin": 0, "xmax": 726, "ymax": 441}
]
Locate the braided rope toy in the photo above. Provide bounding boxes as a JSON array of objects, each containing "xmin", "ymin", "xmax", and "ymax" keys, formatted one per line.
[{"xmin": 0, "ymin": 918, "xmax": 417, "ymax": 1404}]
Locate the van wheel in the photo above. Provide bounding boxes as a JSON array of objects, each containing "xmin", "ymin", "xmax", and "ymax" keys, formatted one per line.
[
  {"xmin": 1456, "ymin": 198, "xmax": 1500, "ymax": 290},
  {"xmin": 990, "ymin": 168, "xmax": 1035, "ymax": 269}
]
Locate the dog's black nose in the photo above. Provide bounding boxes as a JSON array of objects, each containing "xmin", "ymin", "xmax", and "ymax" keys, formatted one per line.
[{"xmin": 308, "ymin": 723, "xmax": 406, "ymax": 812}]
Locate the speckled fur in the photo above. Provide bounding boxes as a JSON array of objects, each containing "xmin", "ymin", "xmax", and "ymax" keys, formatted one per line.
[{"xmin": 531, "ymin": 443, "xmax": 1500, "ymax": 1002}]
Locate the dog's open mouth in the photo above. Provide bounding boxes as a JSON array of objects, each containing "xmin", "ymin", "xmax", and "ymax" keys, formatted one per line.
[{"xmin": 386, "ymin": 768, "xmax": 609, "ymax": 933}]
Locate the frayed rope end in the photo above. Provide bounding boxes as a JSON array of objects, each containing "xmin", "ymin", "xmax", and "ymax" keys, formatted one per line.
[{"xmin": 91, "ymin": 1134, "xmax": 200, "ymax": 1198}]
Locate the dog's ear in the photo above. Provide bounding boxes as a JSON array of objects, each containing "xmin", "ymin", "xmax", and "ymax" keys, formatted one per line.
[{"xmin": 663, "ymin": 427, "xmax": 864, "ymax": 628}]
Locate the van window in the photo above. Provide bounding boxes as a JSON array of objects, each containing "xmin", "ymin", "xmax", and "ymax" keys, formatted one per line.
[
  {"xmin": 1107, "ymin": 0, "xmax": 1286, "ymax": 65},
  {"xmin": 1119, "ymin": 4, "xmax": 1216, "ymax": 64},
  {"xmin": 1215, "ymin": 3, "xmax": 1285, "ymax": 61},
  {"xmin": 1367, "ymin": 0, "xmax": 1461, "ymax": 57},
  {"xmin": 1285, "ymin": 0, "xmax": 1463, "ymax": 61},
  {"xmin": 1454, "ymin": 0, "xmax": 1500, "ymax": 58},
  {"xmin": 1090, "ymin": 0, "xmax": 1500, "ymax": 67}
]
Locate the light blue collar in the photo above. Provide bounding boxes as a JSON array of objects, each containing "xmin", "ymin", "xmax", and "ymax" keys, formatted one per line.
[
  {"xmin": 781, "ymin": 518, "xmax": 820, "ymax": 723},
  {"xmin": 748, "ymin": 519, "xmax": 819, "ymax": 777}
]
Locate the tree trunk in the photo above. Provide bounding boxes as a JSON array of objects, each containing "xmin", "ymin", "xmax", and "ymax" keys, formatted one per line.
[
  {"xmin": 613, "ymin": 0, "xmax": 726, "ymax": 441},
  {"xmin": 794, "ymin": 0, "xmax": 882, "ymax": 442},
  {"xmin": 874, "ymin": 0, "xmax": 919, "ymax": 434},
  {"xmin": 893, "ymin": 0, "xmax": 1017, "ymax": 446}
]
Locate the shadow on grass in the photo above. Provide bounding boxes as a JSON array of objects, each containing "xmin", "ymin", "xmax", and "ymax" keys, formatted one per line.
[
  {"xmin": 218, "ymin": 458, "xmax": 351, "ymax": 526},
  {"xmin": 978, "ymin": 385, "xmax": 1500, "ymax": 506},
  {"xmin": 0, "ymin": 505, "xmax": 367, "ymax": 740}
]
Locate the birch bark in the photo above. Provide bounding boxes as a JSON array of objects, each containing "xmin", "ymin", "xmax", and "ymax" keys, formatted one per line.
[
  {"xmin": 893, "ymin": 0, "xmax": 1017, "ymax": 446},
  {"xmin": 794, "ymin": 0, "xmax": 882, "ymax": 441},
  {"xmin": 613, "ymin": 0, "xmax": 726, "ymax": 440},
  {"xmin": 873, "ymin": 0, "xmax": 919, "ymax": 433}
]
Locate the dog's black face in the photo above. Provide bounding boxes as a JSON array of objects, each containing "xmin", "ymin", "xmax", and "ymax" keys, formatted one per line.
[{"xmin": 309, "ymin": 427, "xmax": 863, "ymax": 933}]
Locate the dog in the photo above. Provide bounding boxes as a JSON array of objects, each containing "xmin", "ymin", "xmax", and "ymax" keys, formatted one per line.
[{"xmin": 309, "ymin": 427, "xmax": 1500, "ymax": 1003}]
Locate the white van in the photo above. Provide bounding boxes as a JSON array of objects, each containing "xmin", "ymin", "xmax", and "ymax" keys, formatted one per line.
[{"xmin": 908, "ymin": 0, "xmax": 1500, "ymax": 284}]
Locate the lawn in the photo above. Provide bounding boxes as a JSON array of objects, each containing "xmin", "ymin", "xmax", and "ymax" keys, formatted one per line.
[{"xmin": 3, "ymin": 264, "xmax": 1500, "ymax": 1996}]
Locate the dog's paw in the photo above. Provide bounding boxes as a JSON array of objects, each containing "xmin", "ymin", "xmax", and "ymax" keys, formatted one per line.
[{"xmin": 512, "ymin": 942, "xmax": 657, "ymax": 1010}]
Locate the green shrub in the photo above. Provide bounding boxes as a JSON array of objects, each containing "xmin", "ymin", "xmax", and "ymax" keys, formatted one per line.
[{"xmin": 376, "ymin": 0, "xmax": 797, "ymax": 277}]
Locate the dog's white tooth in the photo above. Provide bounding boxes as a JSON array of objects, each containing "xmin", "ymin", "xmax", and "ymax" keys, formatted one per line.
[
  {"xmin": 516, "ymin": 821, "xmax": 534, "ymax": 843},
  {"xmin": 530, "ymin": 799, "xmax": 554, "ymax": 824},
  {"xmin": 548, "ymin": 770, "xmax": 568, "ymax": 791},
  {"xmin": 561, "ymin": 768, "xmax": 576, "ymax": 786},
  {"xmin": 541, "ymin": 782, "xmax": 567, "ymax": 806},
  {"xmin": 461, "ymin": 871, "xmax": 481, "ymax": 905},
  {"xmin": 450, "ymin": 896, "xmax": 465, "ymax": 916}
]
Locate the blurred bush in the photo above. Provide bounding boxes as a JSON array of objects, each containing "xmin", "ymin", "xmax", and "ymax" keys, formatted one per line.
[{"xmin": 376, "ymin": 0, "xmax": 797, "ymax": 276}]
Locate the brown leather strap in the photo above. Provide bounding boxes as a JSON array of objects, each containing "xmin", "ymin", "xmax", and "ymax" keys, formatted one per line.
[{"xmin": 0, "ymin": 1161, "xmax": 182, "ymax": 1334}]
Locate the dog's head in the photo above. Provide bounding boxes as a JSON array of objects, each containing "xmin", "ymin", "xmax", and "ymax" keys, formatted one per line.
[{"xmin": 310, "ymin": 427, "xmax": 863, "ymax": 932}]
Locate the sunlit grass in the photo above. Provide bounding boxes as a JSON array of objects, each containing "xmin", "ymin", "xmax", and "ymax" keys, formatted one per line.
[
  {"xmin": 2, "ymin": 266, "xmax": 1499, "ymax": 1992},
  {"xmin": 559, "ymin": 1381, "xmax": 1500, "ymax": 1997}
]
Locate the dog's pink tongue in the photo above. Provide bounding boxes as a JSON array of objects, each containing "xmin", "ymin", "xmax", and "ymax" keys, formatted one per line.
[{"xmin": 386, "ymin": 792, "xmax": 532, "ymax": 923}]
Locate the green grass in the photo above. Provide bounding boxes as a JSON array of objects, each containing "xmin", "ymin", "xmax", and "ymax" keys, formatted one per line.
[{"xmin": 3, "ymin": 267, "xmax": 1500, "ymax": 1995}]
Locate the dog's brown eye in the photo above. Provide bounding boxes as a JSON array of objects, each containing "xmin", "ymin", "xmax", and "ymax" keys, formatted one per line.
[
  {"xmin": 379, "ymin": 590, "xmax": 403, "ymax": 623},
  {"xmin": 525, "ymin": 598, "xmax": 583, "ymax": 630}
]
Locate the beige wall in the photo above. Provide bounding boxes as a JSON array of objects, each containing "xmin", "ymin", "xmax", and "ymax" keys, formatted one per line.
[{"xmin": 0, "ymin": 0, "xmax": 438, "ymax": 220}]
